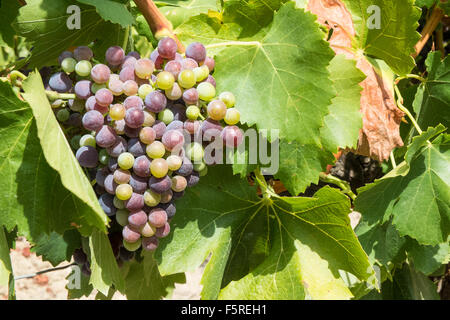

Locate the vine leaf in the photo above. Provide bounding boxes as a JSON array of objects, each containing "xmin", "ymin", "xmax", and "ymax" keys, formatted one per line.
[
  {"xmin": 355, "ymin": 125, "xmax": 450, "ymax": 246},
  {"xmin": 156, "ymin": 166, "xmax": 374, "ymax": 300},
  {"xmin": 22, "ymin": 72, "xmax": 108, "ymax": 234},
  {"xmin": 76, "ymin": 0, "xmax": 134, "ymax": 28},
  {"xmin": 157, "ymin": 0, "xmax": 219, "ymax": 28},
  {"xmin": 0, "ymin": 0, "xmax": 21, "ymax": 47},
  {"xmin": 0, "ymin": 80, "xmax": 105, "ymax": 241},
  {"xmin": 0, "ymin": 227, "xmax": 13, "ymax": 288},
  {"xmin": 405, "ymin": 238, "xmax": 450, "ymax": 275},
  {"xmin": 31, "ymin": 230, "xmax": 81, "ymax": 267}
]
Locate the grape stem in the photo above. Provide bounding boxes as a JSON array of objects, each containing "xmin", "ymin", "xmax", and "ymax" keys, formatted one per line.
[
  {"xmin": 395, "ymin": 74, "xmax": 426, "ymax": 84},
  {"xmin": 14, "ymin": 263, "xmax": 77, "ymax": 281},
  {"xmin": 133, "ymin": 0, "xmax": 185, "ymax": 52},
  {"xmin": 45, "ymin": 91, "xmax": 76, "ymax": 101},
  {"xmin": 413, "ymin": 6, "xmax": 444, "ymax": 58},
  {"xmin": 394, "ymin": 84, "xmax": 423, "ymax": 135},
  {"xmin": 205, "ymin": 41, "xmax": 261, "ymax": 50},
  {"xmin": 319, "ymin": 173, "xmax": 356, "ymax": 201},
  {"xmin": 253, "ymin": 167, "xmax": 278, "ymax": 200},
  {"xmin": 9, "ymin": 70, "xmax": 28, "ymax": 86}
]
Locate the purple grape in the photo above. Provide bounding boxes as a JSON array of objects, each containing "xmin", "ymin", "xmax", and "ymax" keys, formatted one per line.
[
  {"xmin": 125, "ymin": 107, "xmax": 145, "ymax": 128},
  {"xmin": 127, "ymin": 138, "xmax": 146, "ymax": 157},
  {"xmin": 142, "ymin": 236, "xmax": 159, "ymax": 251},
  {"xmin": 106, "ymin": 46, "xmax": 125, "ymax": 66},
  {"xmin": 149, "ymin": 175, "xmax": 172, "ymax": 194},
  {"xmin": 85, "ymin": 97, "xmax": 109, "ymax": 115},
  {"xmin": 186, "ymin": 172, "xmax": 200, "ymax": 187},
  {"xmin": 201, "ymin": 118, "xmax": 222, "ymax": 141},
  {"xmin": 203, "ymin": 75, "xmax": 216, "ymax": 87},
  {"xmin": 74, "ymin": 80, "xmax": 92, "ymax": 99},
  {"xmin": 113, "ymin": 119, "xmax": 126, "ymax": 135},
  {"xmin": 123, "ymin": 96, "xmax": 144, "ymax": 109},
  {"xmin": 74, "ymin": 46, "xmax": 93, "ymax": 61},
  {"xmin": 155, "ymin": 223, "xmax": 170, "ymax": 238},
  {"xmin": 129, "ymin": 174, "xmax": 148, "ymax": 194},
  {"xmin": 67, "ymin": 113, "xmax": 82, "ymax": 127},
  {"xmin": 203, "ymin": 56, "xmax": 215, "ymax": 71},
  {"xmin": 96, "ymin": 167, "xmax": 109, "ymax": 187},
  {"xmin": 184, "ymin": 120, "xmax": 201, "ymax": 135},
  {"xmin": 162, "ymin": 130, "xmax": 184, "ymax": 151},
  {"xmin": 150, "ymin": 50, "xmax": 164, "ymax": 69},
  {"xmin": 152, "ymin": 120, "xmax": 167, "ymax": 139},
  {"xmin": 148, "ymin": 208, "xmax": 167, "ymax": 228},
  {"xmin": 73, "ymin": 248, "xmax": 87, "ymax": 265},
  {"xmin": 122, "ymin": 225, "xmax": 141, "ymax": 243},
  {"xmin": 95, "ymin": 185, "xmax": 106, "ymax": 195},
  {"xmin": 172, "ymin": 191, "xmax": 184, "ymax": 201},
  {"xmin": 124, "ymin": 125, "xmax": 140, "ymax": 138},
  {"xmin": 113, "ymin": 168, "xmax": 131, "ymax": 185},
  {"xmin": 175, "ymin": 157, "xmax": 193, "ymax": 177},
  {"xmin": 128, "ymin": 209, "xmax": 147, "ymax": 227},
  {"xmin": 99, "ymin": 193, "xmax": 116, "ymax": 216},
  {"xmin": 182, "ymin": 88, "xmax": 199, "ymax": 105},
  {"xmin": 119, "ymin": 66, "xmax": 135, "ymax": 82},
  {"xmin": 82, "ymin": 110, "xmax": 103, "ymax": 131},
  {"xmin": 58, "ymin": 51, "xmax": 73, "ymax": 64},
  {"xmin": 104, "ymin": 174, "xmax": 118, "ymax": 195},
  {"xmin": 49, "ymin": 72, "xmax": 72, "ymax": 93},
  {"xmin": 158, "ymin": 37, "xmax": 177, "ymax": 59},
  {"xmin": 144, "ymin": 91, "xmax": 167, "ymax": 113},
  {"xmin": 122, "ymin": 56, "xmax": 137, "ymax": 70},
  {"xmin": 95, "ymin": 88, "xmax": 113, "ymax": 107},
  {"xmin": 108, "ymin": 157, "xmax": 118, "ymax": 172},
  {"xmin": 185, "ymin": 42, "xmax": 206, "ymax": 63},
  {"xmin": 160, "ymin": 189, "xmax": 173, "ymax": 204},
  {"xmin": 168, "ymin": 103, "xmax": 187, "ymax": 122},
  {"xmin": 181, "ymin": 58, "xmax": 198, "ymax": 70},
  {"xmin": 158, "ymin": 202, "xmax": 176, "ymax": 219},
  {"xmin": 76, "ymin": 146, "xmax": 98, "ymax": 168},
  {"xmin": 96, "ymin": 125, "xmax": 117, "ymax": 148},
  {"xmin": 221, "ymin": 125, "xmax": 244, "ymax": 147},
  {"xmin": 166, "ymin": 120, "xmax": 184, "ymax": 132},
  {"xmin": 125, "ymin": 193, "xmax": 145, "ymax": 212},
  {"xmin": 119, "ymin": 247, "xmax": 135, "ymax": 261},
  {"xmin": 91, "ymin": 64, "xmax": 111, "ymax": 84},
  {"xmin": 127, "ymin": 51, "xmax": 140, "ymax": 59},
  {"xmin": 164, "ymin": 60, "xmax": 182, "ymax": 78},
  {"xmin": 107, "ymin": 136, "xmax": 127, "ymax": 157},
  {"xmin": 133, "ymin": 155, "xmax": 151, "ymax": 178}
]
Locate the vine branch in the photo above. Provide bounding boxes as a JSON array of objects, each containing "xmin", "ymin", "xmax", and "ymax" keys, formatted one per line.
[
  {"xmin": 319, "ymin": 173, "xmax": 356, "ymax": 201},
  {"xmin": 394, "ymin": 84, "xmax": 423, "ymax": 135},
  {"xmin": 14, "ymin": 263, "xmax": 77, "ymax": 280},
  {"xmin": 413, "ymin": 6, "xmax": 444, "ymax": 58}
]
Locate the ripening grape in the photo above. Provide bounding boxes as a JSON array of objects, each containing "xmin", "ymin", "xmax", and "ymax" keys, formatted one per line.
[
  {"xmin": 164, "ymin": 60, "xmax": 182, "ymax": 78},
  {"xmin": 148, "ymin": 176, "xmax": 172, "ymax": 194},
  {"xmin": 59, "ymin": 51, "xmax": 73, "ymax": 64},
  {"xmin": 196, "ymin": 82, "xmax": 216, "ymax": 101},
  {"xmin": 56, "ymin": 109, "xmax": 70, "ymax": 122},
  {"xmin": 219, "ymin": 91, "xmax": 236, "ymax": 108},
  {"xmin": 165, "ymin": 82, "xmax": 182, "ymax": 101},
  {"xmin": 108, "ymin": 157, "xmax": 118, "ymax": 172},
  {"xmin": 166, "ymin": 120, "xmax": 184, "ymax": 132},
  {"xmin": 175, "ymin": 157, "xmax": 193, "ymax": 177},
  {"xmin": 125, "ymin": 193, "xmax": 145, "ymax": 212},
  {"xmin": 109, "ymin": 104, "xmax": 126, "ymax": 120},
  {"xmin": 108, "ymin": 78, "xmax": 124, "ymax": 96},
  {"xmin": 162, "ymin": 130, "xmax": 184, "ymax": 151},
  {"xmin": 186, "ymin": 105, "xmax": 200, "ymax": 120},
  {"xmin": 113, "ymin": 196, "xmax": 125, "ymax": 209},
  {"xmin": 144, "ymin": 189, "xmax": 161, "ymax": 207},
  {"xmin": 68, "ymin": 113, "xmax": 82, "ymax": 128},
  {"xmin": 221, "ymin": 125, "xmax": 244, "ymax": 147},
  {"xmin": 107, "ymin": 136, "xmax": 127, "ymax": 157},
  {"xmin": 158, "ymin": 109, "xmax": 175, "ymax": 125},
  {"xmin": 171, "ymin": 175, "xmax": 187, "ymax": 192},
  {"xmin": 76, "ymin": 146, "xmax": 98, "ymax": 168},
  {"xmin": 128, "ymin": 210, "xmax": 147, "ymax": 228},
  {"xmin": 122, "ymin": 56, "xmax": 137, "ymax": 69},
  {"xmin": 119, "ymin": 66, "xmax": 135, "ymax": 82},
  {"xmin": 123, "ymin": 238, "xmax": 142, "ymax": 251},
  {"xmin": 148, "ymin": 208, "xmax": 168, "ymax": 228},
  {"xmin": 133, "ymin": 155, "xmax": 151, "ymax": 177},
  {"xmin": 123, "ymin": 80, "xmax": 138, "ymax": 96},
  {"xmin": 98, "ymin": 193, "xmax": 116, "ymax": 216},
  {"xmin": 186, "ymin": 42, "xmax": 206, "ymax": 63},
  {"xmin": 141, "ymin": 222, "xmax": 156, "ymax": 237},
  {"xmin": 142, "ymin": 236, "xmax": 158, "ymax": 251},
  {"xmin": 113, "ymin": 119, "xmax": 126, "ymax": 135},
  {"xmin": 95, "ymin": 88, "xmax": 113, "ymax": 107},
  {"xmin": 146, "ymin": 141, "xmax": 165, "ymax": 159},
  {"xmin": 178, "ymin": 69, "xmax": 196, "ymax": 88},
  {"xmin": 113, "ymin": 169, "xmax": 131, "ymax": 184},
  {"xmin": 74, "ymin": 46, "xmax": 93, "ymax": 61},
  {"xmin": 187, "ymin": 172, "xmax": 200, "ymax": 187},
  {"xmin": 160, "ymin": 189, "xmax": 173, "ymax": 204},
  {"xmin": 138, "ymin": 84, "xmax": 153, "ymax": 100},
  {"xmin": 75, "ymin": 60, "xmax": 92, "ymax": 77},
  {"xmin": 193, "ymin": 65, "xmax": 209, "ymax": 82},
  {"xmin": 122, "ymin": 225, "xmax": 141, "ymax": 243},
  {"xmin": 168, "ymin": 104, "xmax": 187, "ymax": 122},
  {"xmin": 125, "ymin": 107, "xmax": 145, "ymax": 128},
  {"xmin": 96, "ymin": 168, "xmax": 109, "ymax": 188},
  {"xmin": 135, "ymin": 58, "xmax": 155, "ymax": 79},
  {"xmin": 96, "ymin": 125, "xmax": 117, "ymax": 148},
  {"xmin": 203, "ymin": 56, "xmax": 215, "ymax": 72},
  {"xmin": 184, "ymin": 120, "xmax": 201, "ymax": 135},
  {"xmin": 123, "ymin": 96, "xmax": 144, "ymax": 109},
  {"xmin": 139, "ymin": 127, "xmax": 156, "ymax": 145},
  {"xmin": 155, "ymin": 223, "xmax": 170, "ymax": 238},
  {"xmin": 181, "ymin": 58, "xmax": 198, "ymax": 70},
  {"xmin": 104, "ymin": 174, "xmax": 118, "ymax": 194},
  {"xmin": 124, "ymin": 125, "xmax": 140, "ymax": 138},
  {"xmin": 150, "ymin": 158, "xmax": 169, "ymax": 178},
  {"xmin": 145, "ymin": 91, "xmax": 167, "ymax": 113},
  {"xmin": 203, "ymin": 75, "xmax": 216, "ymax": 87},
  {"xmin": 185, "ymin": 142, "xmax": 204, "ymax": 162},
  {"xmin": 129, "ymin": 173, "xmax": 149, "ymax": 193},
  {"xmin": 116, "ymin": 183, "xmax": 133, "ymax": 200},
  {"xmin": 85, "ymin": 96, "xmax": 108, "ymax": 114},
  {"xmin": 79, "ymin": 134, "xmax": 96, "ymax": 148},
  {"xmin": 224, "ymin": 108, "xmax": 240, "ymax": 125},
  {"xmin": 166, "ymin": 155, "xmax": 182, "ymax": 171},
  {"xmin": 182, "ymin": 88, "xmax": 199, "ymax": 105},
  {"xmin": 158, "ymin": 37, "xmax": 177, "ymax": 59},
  {"xmin": 118, "ymin": 152, "xmax": 135, "ymax": 170},
  {"xmin": 91, "ymin": 64, "xmax": 111, "ymax": 84},
  {"xmin": 207, "ymin": 100, "xmax": 227, "ymax": 121},
  {"xmin": 49, "ymin": 72, "xmax": 73, "ymax": 93},
  {"xmin": 82, "ymin": 110, "xmax": 103, "ymax": 131},
  {"xmin": 127, "ymin": 138, "xmax": 146, "ymax": 157},
  {"xmin": 106, "ymin": 46, "xmax": 125, "ymax": 66},
  {"xmin": 61, "ymin": 57, "xmax": 77, "ymax": 73},
  {"xmin": 150, "ymin": 50, "xmax": 164, "ymax": 69},
  {"xmin": 116, "ymin": 209, "xmax": 129, "ymax": 227}
]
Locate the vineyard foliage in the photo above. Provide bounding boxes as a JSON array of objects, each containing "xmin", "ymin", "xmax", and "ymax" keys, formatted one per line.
[{"xmin": 0, "ymin": 0, "xmax": 449, "ymax": 300}]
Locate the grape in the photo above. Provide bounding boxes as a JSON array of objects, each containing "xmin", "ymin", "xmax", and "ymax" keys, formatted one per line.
[
  {"xmin": 124, "ymin": 96, "xmax": 144, "ymax": 109},
  {"xmin": 203, "ymin": 75, "xmax": 216, "ymax": 87},
  {"xmin": 123, "ymin": 80, "xmax": 139, "ymax": 96},
  {"xmin": 159, "ymin": 202, "xmax": 176, "ymax": 219},
  {"xmin": 221, "ymin": 125, "xmax": 244, "ymax": 147},
  {"xmin": 118, "ymin": 152, "xmax": 135, "ymax": 170},
  {"xmin": 158, "ymin": 109, "xmax": 175, "ymax": 125},
  {"xmin": 119, "ymin": 247, "xmax": 135, "ymax": 261},
  {"xmin": 80, "ymin": 134, "xmax": 96, "ymax": 148},
  {"xmin": 116, "ymin": 183, "xmax": 133, "ymax": 200},
  {"xmin": 104, "ymin": 174, "xmax": 118, "ymax": 194},
  {"xmin": 219, "ymin": 91, "xmax": 236, "ymax": 108},
  {"xmin": 68, "ymin": 99, "xmax": 84, "ymax": 112},
  {"xmin": 95, "ymin": 167, "xmax": 109, "ymax": 188},
  {"xmin": 125, "ymin": 193, "xmax": 145, "ymax": 212},
  {"xmin": 155, "ymin": 223, "xmax": 170, "ymax": 238},
  {"xmin": 124, "ymin": 125, "xmax": 140, "ymax": 138},
  {"xmin": 156, "ymin": 71, "xmax": 175, "ymax": 90},
  {"xmin": 184, "ymin": 120, "xmax": 201, "ymax": 135},
  {"xmin": 142, "ymin": 236, "xmax": 159, "ymax": 251},
  {"xmin": 164, "ymin": 60, "xmax": 182, "ymax": 78},
  {"xmin": 224, "ymin": 108, "xmax": 240, "ymax": 125},
  {"xmin": 81, "ymin": 263, "xmax": 92, "ymax": 276},
  {"xmin": 91, "ymin": 82, "xmax": 107, "ymax": 94},
  {"xmin": 144, "ymin": 189, "xmax": 161, "ymax": 207},
  {"xmin": 162, "ymin": 130, "xmax": 184, "ymax": 151},
  {"xmin": 119, "ymin": 66, "xmax": 136, "ymax": 82},
  {"xmin": 185, "ymin": 142, "xmax": 204, "ymax": 162},
  {"xmin": 76, "ymin": 146, "xmax": 98, "ymax": 168},
  {"xmin": 199, "ymin": 166, "xmax": 208, "ymax": 177},
  {"xmin": 75, "ymin": 60, "xmax": 92, "ymax": 77},
  {"xmin": 122, "ymin": 225, "xmax": 141, "ymax": 243},
  {"xmin": 203, "ymin": 56, "xmax": 215, "ymax": 72},
  {"xmin": 138, "ymin": 84, "xmax": 154, "ymax": 100},
  {"xmin": 168, "ymin": 104, "xmax": 187, "ymax": 122},
  {"xmin": 85, "ymin": 96, "xmax": 108, "ymax": 114},
  {"xmin": 116, "ymin": 209, "xmax": 129, "ymax": 226},
  {"xmin": 123, "ymin": 238, "xmax": 142, "ymax": 251},
  {"xmin": 59, "ymin": 51, "xmax": 73, "ymax": 64},
  {"xmin": 108, "ymin": 157, "xmax": 118, "ymax": 172},
  {"xmin": 61, "ymin": 57, "xmax": 77, "ymax": 73},
  {"xmin": 82, "ymin": 110, "xmax": 103, "ymax": 131},
  {"xmin": 114, "ymin": 196, "xmax": 125, "ymax": 209},
  {"xmin": 150, "ymin": 158, "xmax": 169, "ymax": 178},
  {"xmin": 187, "ymin": 172, "xmax": 200, "ymax": 187},
  {"xmin": 141, "ymin": 222, "xmax": 156, "ymax": 237},
  {"xmin": 149, "ymin": 176, "xmax": 172, "ymax": 194},
  {"xmin": 139, "ymin": 127, "xmax": 156, "ymax": 144},
  {"xmin": 175, "ymin": 157, "xmax": 193, "ymax": 177},
  {"xmin": 144, "ymin": 91, "xmax": 167, "ymax": 113},
  {"xmin": 125, "ymin": 107, "xmax": 145, "ymax": 128},
  {"xmin": 129, "ymin": 173, "xmax": 149, "ymax": 193},
  {"xmin": 135, "ymin": 58, "xmax": 155, "ymax": 79},
  {"xmin": 146, "ymin": 141, "xmax": 165, "ymax": 159},
  {"xmin": 128, "ymin": 138, "xmax": 146, "ymax": 157},
  {"xmin": 106, "ymin": 46, "xmax": 125, "ymax": 66},
  {"xmin": 122, "ymin": 56, "xmax": 137, "ymax": 69},
  {"xmin": 128, "ymin": 51, "xmax": 141, "ymax": 59},
  {"xmin": 160, "ymin": 189, "xmax": 173, "ymax": 204},
  {"xmin": 150, "ymin": 50, "xmax": 164, "ymax": 69},
  {"xmin": 56, "ymin": 109, "xmax": 70, "ymax": 122},
  {"xmin": 70, "ymin": 135, "xmax": 82, "ymax": 150},
  {"xmin": 96, "ymin": 125, "xmax": 117, "ymax": 148},
  {"xmin": 74, "ymin": 46, "xmax": 93, "ymax": 61},
  {"xmin": 110, "ymin": 104, "xmax": 126, "ymax": 120},
  {"xmin": 166, "ymin": 120, "xmax": 184, "ymax": 132},
  {"xmin": 197, "ymin": 82, "xmax": 216, "ymax": 101},
  {"xmin": 51, "ymin": 99, "xmax": 64, "ymax": 109},
  {"xmin": 178, "ymin": 69, "xmax": 196, "ymax": 88},
  {"xmin": 99, "ymin": 193, "xmax": 116, "ymax": 216},
  {"xmin": 148, "ymin": 208, "xmax": 167, "ymax": 228},
  {"xmin": 186, "ymin": 42, "xmax": 206, "ymax": 63},
  {"xmin": 49, "ymin": 72, "xmax": 72, "ymax": 93},
  {"xmin": 166, "ymin": 155, "xmax": 182, "ymax": 171},
  {"xmin": 73, "ymin": 248, "xmax": 87, "ymax": 265},
  {"xmin": 201, "ymin": 118, "xmax": 223, "ymax": 141},
  {"xmin": 193, "ymin": 65, "xmax": 209, "ymax": 82},
  {"xmin": 207, "ymin": 100, "xmax": 227, "ymax": 120},
  {"xmin": 113, "ymin": 119, "xmax": 126, "ymax": 135},
  {"xmin": 113, "ymin": 168, "xmax": 131, "ymax": 184},
  {"xmin": 171, "ymin": 175, "xmax": 187, "ymax": 192},
  {"xmin": 158, "ymin": 37, "xmax": 177, "ymax": 59},
  {"xmin": 193, "ymin": 161, "xmax": 206, "ymax": 173},
  {"xmin": 165, "ymin": 82, "xmax": 182, "ymax": 101},
  {"xmin": 172, "ymin": 190, "xmax": 184, "ymax": 201},
  {"xmin": 182, "ymin": 88, "xmax": 199, "ymax": 105},
  {"xmin": 107, "ymin": 136, "xmax": 127, "ymax": 157},
  {"xmin": 108, "ymin": 78, "xmax": 124, "ymax": 96},
  {"xmin": 181, "ymin": 58, "xmax": 199, "ymax": 70},
  {"xmin": 95, "ymin": 88, "xmax": 113, "ymax": 107}
]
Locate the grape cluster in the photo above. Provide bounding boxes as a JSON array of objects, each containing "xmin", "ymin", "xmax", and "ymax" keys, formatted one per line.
[{"xmin": 47, "ymin": 38, "xmax": 243, "ymax": 265}]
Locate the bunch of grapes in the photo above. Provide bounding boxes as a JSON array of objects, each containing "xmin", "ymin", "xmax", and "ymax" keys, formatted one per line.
[{"xmin": 46, "ymin": 38, "xmax": 243, "ymax": 268}]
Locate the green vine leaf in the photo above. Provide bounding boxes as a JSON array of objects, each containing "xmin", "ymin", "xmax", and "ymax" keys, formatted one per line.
[
  {"xmin": 0, "ymin": 0, "xmax": 21, "ymax": 47},
  {"xmin": 0, "ymin": 227, "xmax": 12, "ymax": 288},
  {"xmin": 156, "ymin": 166, "xmax": 374, "ymax": 300},
  {"xmin": 76, "ymin": 0, "xmax": 134, "ymax": 28},
  {"xmin": 157, "ymin": 0, "xmax": 219, "ymax": 28},
  {"xmin": 32, "ymin": 230, "xmax": 81, "ymax": 267},
  {"xmin": 406, "ymin": 238, "xmax": 450, "ymax": 275}
]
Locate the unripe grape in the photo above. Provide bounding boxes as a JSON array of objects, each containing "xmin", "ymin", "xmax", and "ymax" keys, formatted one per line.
[
  {"xmin": 150, "ymin": 158, "xmax": 169, "ymax": 178},
  {"xmin": 193, "ymin": 65, "xmax": 209, "ymax": 82},
  {"xmin": 141, "ymin": 222, "xmax": 156, "ymax": 237},
  {"xmin": 116, "ymin": 209, "xmax": 129, "ymax": 226},
  {"xmin": 171, "ymin": 175, "xmax": 187, "ymax": 192},
  {"xmin": 178, "ymin": 69, "xmax": 196, "ymax": 88},
  {"xmin": 146, "ymin": 141, "xmax": 165, "ymax": 159},
  {"xmin": 80, "ymin": 134, "xmax": 96, "ymax": 148},
  {"xmin": 115, "ymin": 183, "xmax": 133, "ymax": 200},
  {"xmin": 123, "ymin": 238, "xmax": 142, "ymax": 251},
  {"xmin": 186, "ymin": 105, "xmax": 200, "ymax": 120},
  {"xmin": 61, "ymin": 57, "xmax": 77, "ymax": 73},
  {"xmin": 139, "ymin": 127, "xmax": 156, "ymax": 144},
  {"xmin": 110, "ymin": 104, "xmax": 126, "ymax": 120},
  {"xmin": 224, "ymin": 108, "xmax": 240, "ymax": 125},
  {"xmin": 166, "ymin": 155, "xmax": 183, "ymax": 171},
  {"xmin": 185, "ymin": 142, "xmax": 204, "ymax": 162},
  {"xmin": 138, "ymin": 84, "xmax": 153, "ymax": 99},
  {"xmin": 219, "ymin": 91, "xmax": 236, "ymax": 108},
  {"xmin": 157, "ymin": 71, "xmax": 175, "ymax": 90},
  {"xmin": 75, "ymin": 60, "xmax": 92, "ymax": 77},
  {"xmin": 197, "ymin": 82, "xmax": 216, "ymax": 101},
  {"xmin": 207, "ymin": 100, "xmax": 227, "ymax": 121},
  {"xmin": 144, "ymin": 189, "xmax": 161, "ymax": 207},
  {"xmin": 118, "ymin": 152, "xmax": 135, "ymax": 170},
  {"xmin": 158, "ymin": 109, "xmax": 174, "ymax": 125}
]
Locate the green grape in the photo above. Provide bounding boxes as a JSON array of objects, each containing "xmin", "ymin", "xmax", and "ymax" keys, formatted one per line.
[
  {"xmin": 193, "ymin": 161, "xmax": 206, "ymax": 172},
  {"xmin": 197, "ymin": 82, "xmax": 216, "ymax": 101},
  {"xmin": 158, "ymin": 109, "xmax": 174, "ymax": 124},
  {"xmin": 224, "ymin": 108, "xmax": 241, "ymax": 125},
  {"xmin": 116, "ymin": 209, "xmax": 129, "ymax": 227},
  {"xmin": 166, "ymin": 155, "xmax": 182, "ymax": 171},
  {"xmin": 123, "ymin": 238, "xmax": 142, "ymax": 251},
  {"xmin": 141, "ymin": 222, "xmax": 156, "ymax": 237},
  {"xmin": 75, "ymin": 60, "xmax": 92, "ymax": 77},
  {"xmin": 219, "ymin": 91, "xmax": 236, "ymax": 108},
  {"xmin": 185, "ymin": 142, "xmax": 204, "ymax": 162},
  {"xmin": 144, "ymin": 189, "xmax": 161, "ymax": 207},
  {"xmin": 186, "ymin": 105, "xmax": 200, "ymax": 120},
  {"xmin": 116, "ymin": 183, "xmax": 133, "ymax": 200},
  {"xmin": 150, "ymin": 158, "xmax": 168, "ymax": 178},
  {"xmin": 113, "ymin": 196, "xmax": 125, "ymax": 209},
  {"xmin": 91, "ymin": 82, "xmax": 106, "ymax": 94},
  {"xmin": 56, "ymin": 108, "xmax": 70, "ymax": 122},
  {"xmin": 79, "ymin": 134, "xmax": 96, "ymax": 148},
  {"xmin": 110, "ymin": 104, "xmax": 126, "ymax": 121},
  {"xmin": 143, "ymin": 110, "xmax": 156, "ymax": 127},
  {"xmin": 193, "ymin": 65, "xmax": 209, "ymax": 82},
  {"xmin": 199, "ymin": 166, "xmax": 208, "ymax": 177},
  {"xmin": 70, "ymin": 134, "xmax": 82, "ymax": 149},
  {"xmin": 146, "ymin": 141, "xmax": 165, "ymax": 159},
  {"xmin": 99, "ymin": 149, "xmax": 109, "ymax": 165},
  {"xmin": 61, "ymin": 57, "xmax": 77, "ymax": 73},
  {"xmin": 177, "ymin": 69, "xmax": 196, "ymax": 88},
  {"xmin": 51, "ymin": 99, "xmax": 64, "ymax": 109},
  {"xmin": 118, "ymin": 152, "xmax": 135, "ymax": 170},
  {"xmin": 138, "ymin": 84, "xmax": 154, "ymax": 100},
  {"xmin": 156, "ymin": 71, "xmax": 175, "ymax": 90}
]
